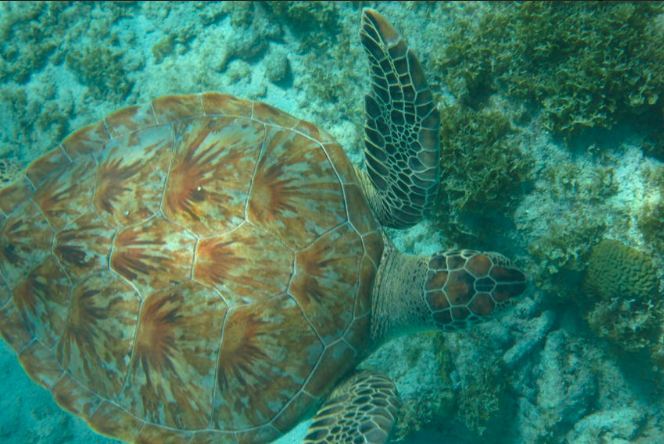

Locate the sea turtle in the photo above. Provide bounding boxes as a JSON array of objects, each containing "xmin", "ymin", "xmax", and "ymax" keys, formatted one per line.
[{"xmin": 0, "ymin": 8, "xmax": 526, "ymax": 444}]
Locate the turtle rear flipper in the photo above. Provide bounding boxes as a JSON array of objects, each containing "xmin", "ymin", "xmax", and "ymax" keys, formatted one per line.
[
  {"xmin": 359, "ymin": 8, "xmax": 440, "ymax": 229},
  {"xmin": 304, "ymin": 371, "xmax": 401, "ymax": 444}
]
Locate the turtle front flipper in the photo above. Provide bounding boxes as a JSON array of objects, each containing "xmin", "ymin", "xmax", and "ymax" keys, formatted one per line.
[
  {"xmin": 304, "ymin": 371, "xmax": 401, "ymax": 444},
  {"xmin": 359, "ymin": 8, "xmax": 440, "ymax": 229}
]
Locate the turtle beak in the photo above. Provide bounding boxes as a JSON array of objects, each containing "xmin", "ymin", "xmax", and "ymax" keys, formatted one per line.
[{"xmin": 483, "ymin": 253, "xmax": 527, "ymax": 306}]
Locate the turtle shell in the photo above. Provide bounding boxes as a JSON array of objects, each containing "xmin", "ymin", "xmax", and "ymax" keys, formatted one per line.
[{"xmin": 0, "ymin": 93, "xmax": 384, "ymax": 443}]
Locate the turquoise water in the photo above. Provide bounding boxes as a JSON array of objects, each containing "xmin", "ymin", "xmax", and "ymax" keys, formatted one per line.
[{"xmin": 0, "ymin": 2, "xmax": 663, "ymax": 443}]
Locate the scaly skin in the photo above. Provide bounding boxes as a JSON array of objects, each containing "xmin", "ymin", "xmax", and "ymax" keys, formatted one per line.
[{"xmin": 371, "ymin": 238, "xmax": 526, "ymax": 346}]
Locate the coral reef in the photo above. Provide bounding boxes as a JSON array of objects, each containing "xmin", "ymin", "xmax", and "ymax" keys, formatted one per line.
[
  {"xmin": 520, "ymin": 329, "xmax": 599, "ymax": 442},
  {"xmin": 456, "ymin": 356, "xmax": 508, "ymax": 437},
  {"xmin": 543, "ymin": 162, "xmax": 618, "ymax": 204},
  {"xmin": 0, "ymin": 2, "xmax": 137, "ymax": 85},
  {"xmin": 526, "ymin": 213, "xmax": 606, "ymax": 300},
  {"xmin": 0, "ymin": 84, "xmax": 73, "ymax": 164},
  {"xmin": 66, "ymin": 46, "xmax": 133, "ymax": 100},
  {"xmin": 638, "ymin": 202, "xmax": 664, "ymax": 255},
  {"xmin": 583, "ymin": 239, "xmax": 661, "ymax": 353},
  {"xmin": 0, "ymin": 1, "xmax": 140, "ymax": 163},
  {"xmin": 264, "ymin": 48, "xmax": 291, "ymax": 86},
  {"xmin": 441, "ymin": 326, "xmax": 518, "ymax": 440},
  {"xmin": 151, "ymin": 34, "xmax": 175, "ymax": 64},
  {"xmin": 264, "ymin": 1, "xmax": 340, "ymax": 36},
  {"xmin": 643, "ymin": 121, "xmax": 664, "ymax": 161},
  {"xmin": 0, "ymin": 156, "xmax": 21, "ymax": 185},
  {"xmin": 361, "ymin": 333, "xmax": 456, "ymax": 442},
  {"xmin": 518, "ymin": 152, "xmax": 629, "ymax": 305},
  {"xmin": 584, "ymin": 239, "xmax": 659, "ymax": 304},
  {"xmin": 435, "ymin": 2, "xmax": 664, "ymax": 140},
  {"xmin": 502, "ymin": 310, "xmax": 556, "ymax": 370},
  {"xmin": 637, "ymin": 165, "xmax": 664, "ymax": 253},
  {"xmin": 435, "ymin": 102, "xmax": 532, "ymax": 245},
  {"xmin": 566, "ymin": 408, "xmax": 647, "ymax": 443},
  {"xmin": 0, "ymin": 2, "xmax": 71, "ymax": 83},
  {"xmin": 438, "ymin": 103, "xmax": 524, "ymax": 212}
]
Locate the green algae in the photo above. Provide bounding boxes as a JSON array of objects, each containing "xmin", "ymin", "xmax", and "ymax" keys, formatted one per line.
[
  {"xmin": 435, "ymin": 2, "xmax": 664, "ymax": 141},
  {"xmin": 457, "ymin": 357, "xmax": 507, "ymax": 437},
  {"xmin": 151, "ymin": 34, "xmax": 175, "ymax": 64},
  {"xmin": 438, "ymin": 104, "xmax": 516, "ymax": 210},
  {"xmin": 66, "ymin": 47, "xmax": 133, "ymax": 101},
  {"xmin": 435, "ymin": 102, "xmax": 532, "ymax": 245},
  {"xmin": 264, "ymin": 1, "xmax": 340, "ymax": 34},
  {"xmin": 0, "ymin": 2, "xmax": 73, "ymax": 83}
]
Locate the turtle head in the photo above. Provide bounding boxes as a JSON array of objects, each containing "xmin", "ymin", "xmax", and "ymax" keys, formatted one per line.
[
  {"xmin": 423, "ymin": 250, "xmax": 526, "ymax": 331},
  {"xmin": 370, "ymin": 245, "xmax": 526, "ymax": 345}
]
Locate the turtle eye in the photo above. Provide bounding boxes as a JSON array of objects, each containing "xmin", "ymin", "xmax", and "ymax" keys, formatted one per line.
[{"xmin": 190, "ymin": 185, "xmax": 206, "ymax": 202}]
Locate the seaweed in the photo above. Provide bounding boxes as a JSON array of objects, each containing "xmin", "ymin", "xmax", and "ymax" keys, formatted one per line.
[
  {"xmin": 435, "ymin": 2, "xmax": 664, "ymax": 140},
  {"xmin": 435, "ymin": 102, "xmax": 532, "ymax": 244},
  {"xmin": 151, "ymin": 34, "xmax": 175, "ymax": 64},
  {"xmin": 457, "ymin": 357, "xmax": 508, "ymax": 437},
  {"xmin": 264, "ymin": 1, "xmax": 340, "ymax": 34},
  {"xmin": 643, "ymin": 123, "xmax": 664, "ymax": 161},
  {"xmin": 0, "ymin": 2, "xmax": 75, "ymax": 83},
  {"xmin": 66, "ymin": 46, "xmax": 133, "ymax": 101}
]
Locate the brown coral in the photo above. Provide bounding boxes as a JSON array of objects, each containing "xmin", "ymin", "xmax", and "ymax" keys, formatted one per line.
[
  {"xmin": 583, "ymin": 239, "xmax": 661, "ymax": 353},
  {"xmin": 584, "ymin": 239, "xmax": 659, "ymax": 302}
]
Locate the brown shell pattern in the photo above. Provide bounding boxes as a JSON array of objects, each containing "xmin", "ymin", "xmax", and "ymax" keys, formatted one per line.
[{"xmin": 0, "ymin": 93, "xmax": 384, "ymax": 442}]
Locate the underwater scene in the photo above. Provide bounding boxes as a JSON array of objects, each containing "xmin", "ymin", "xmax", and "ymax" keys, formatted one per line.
[{"xmin": 0, "ymin": 1, "xmax": 662, "ymax": 443}]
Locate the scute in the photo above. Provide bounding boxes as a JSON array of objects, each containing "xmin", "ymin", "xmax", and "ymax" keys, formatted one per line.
[
  {"xmin": 52, "ymin": 374, "xmax": 102, "ymax": 421},
  {"xmin": 54, "ymin": 213, "xmax": 116, "ymax": 279},
  {"xmin": 212, "ymin": 293, "xmax": 323, "ymax": 431},
  {"xmin": 289, "ymin": 223, "xmax": 364, "ymax": 344},
  {"xmin": 194, "ymin": 222, "xmax": 293, "ymax": 305},
  {"xmin": 25, "ymin": 146, "xmax": 72, "ymax": 188},
  {"xmin": 0, "ymin": 93, "xmax": 383, "ymax": 442},
  {"xmin": 303, "ymin": 340, "xmax": 357, "ymax": 399},
  {"xmin": 19, "ymin": 340, "xmax": 63, "ymax": 389},
  {"xmin": 61, "ymin": 120, "xmax": 109, "ymax": 157},
  {"xmin": 89, "ymin": 401, "xmax": 144, "ymax": 443},
  {"xmin": 0, "ymin": 177, "xmax": 33, "ymax": 214},
  {"xmin": 57, "ymin": 273, "xmax": 140, "ymax": 399},
  {"xmin": 247, "ymin": 126, "xmax": 347, "ymax": 250},
  {"xmin": 13, "ymin": 256, "xmax": 71, "ymax": 348},
  {"xmin": 110, "ymin": 216, "xmax": 197, "ymax": 296},
  {"xmin": 118, "ymin": 281, "xmax": 227, "ymax": 430},
  {"xmin": 163, "ymin": 117, "xmax": 264, "ymax": 237},
  {"xmin": 94, "ymin": 124, "xmax": 172, "ymax": 226},
  {"xmin": 153, "ymin": 94, "xmax": 205, "ymax": 124},
  {"xmin": 0, "ymin": 200, "xmax": 53, "ymax": 289},
  {"xmin": 136, "ymin": 425, "xmax": 193, "ymax": 444},
  {"xmin": 202, "ymin": 92, "xmax": 252, "ymax": 118},
  {"xmin": 0, "ymin": 272, "xmax": 9, "ymax": 307},
  {"xmin": 33, "ymin": 157, "xmax": 97, "ymax": 230},
  {"xmin": 105, "ymin": 102, "xmax": 156, "ymax": 137},
  {"xmin": 253, "ymin": 101, "xmax": 300, "ymax": 129}
]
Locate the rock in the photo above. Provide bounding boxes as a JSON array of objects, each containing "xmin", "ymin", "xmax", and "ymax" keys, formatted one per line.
[
  {"xmin": 265, "ymin": 48, "xmax": 291, "ymax": 85},
  {"xmin": 518, "ymin": 329, "xmax": 598, "ymax": 442},
  {"xmin": 502, "ymin": 309, "xmax": 556, "ymax": 369},
  {"xmin": 566, "ymin": 408, "xmax": 646, "ymax": 443}
]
